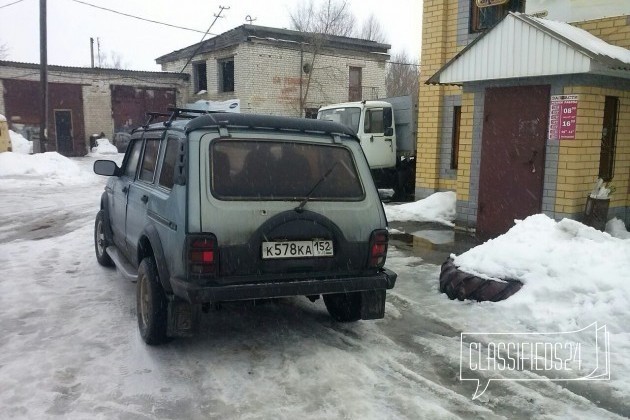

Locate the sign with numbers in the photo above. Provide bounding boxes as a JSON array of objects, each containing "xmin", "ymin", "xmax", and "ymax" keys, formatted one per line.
[{"xmin": 548, "ymin": 95, "xmax": 578, "ymax": 140}]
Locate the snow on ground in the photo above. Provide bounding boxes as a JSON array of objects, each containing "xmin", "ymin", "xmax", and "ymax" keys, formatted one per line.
[
  {"xmin": 384, "ymin": 191, "xmax": 456, "ymax": 226},
  {"xmin": 451, "ymin": 214, "xmax": 630, "ymax": 405},
  {"xmin": 9, "ymin": 129, "xmax": 33, "ymax": 154},
  {"xmin": 0, "ymin": 154, "xmax": 628, "ymax": 418},
  {"xmin": 0, "ymin": 151, "xmax": 81, "ymax": 179},
  {"xmin": 606, "ymin": 217, "xmax": 630, "ymax": 239},
  {"xmin": 452, "ymin": 214, "xmax": 630, "ymax": 331},
  {"xmin": 89, "ymin": 137, "xmax": 118, "ymax": 155}
]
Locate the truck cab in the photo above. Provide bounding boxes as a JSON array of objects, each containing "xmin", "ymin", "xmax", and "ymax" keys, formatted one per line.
[
  {"xmin": 317, "ymin": 101, "xmax": 396, "ymax": 169},
  {"xmin": 318, "ymin": 98, "xmax": 416, "ymax": 200}
]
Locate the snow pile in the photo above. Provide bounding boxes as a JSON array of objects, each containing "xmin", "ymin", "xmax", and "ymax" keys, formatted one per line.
[
  {"xmin": 90, "ymin": 137, "xmax": 118, "ymax": 155},
  {"xmin": 453, "ymin": 214, "xmax": 630, "ymax": 332},
  {"xmin": 0, "ymin": 151, "xmax": 81, "ymax": 178},
  {"xmin": 9, "ymin": 130, "xmax": 33, "ymax": 154},
  {"xmin": 606, "ymin": 217, "xmax": 630, "ymax": 239},
  {"xmin": 385, "ymin": 191, "xmax": 456, "ymax": 226}
]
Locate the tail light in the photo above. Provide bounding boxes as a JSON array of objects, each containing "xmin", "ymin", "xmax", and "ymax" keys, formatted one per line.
[
  {"xmin": 368, "ymin": 229, "xmax": 388, "ymax": 269},
  {"xmin": 186, "ymin": 234, "xmax": 218, "ymax": 277}
]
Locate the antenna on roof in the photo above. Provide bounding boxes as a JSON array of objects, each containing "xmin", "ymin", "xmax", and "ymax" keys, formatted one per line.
[
  {"xmin": 179, "ymin": 5, "xmax": 230, "ymax": 74},
  {"xmin": 245, "ymin": 15, "xmax": 257, "ymax": 25}
]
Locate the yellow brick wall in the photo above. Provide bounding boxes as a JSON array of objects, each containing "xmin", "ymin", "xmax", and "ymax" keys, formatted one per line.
[
  {"xmin": 555, "ymin": 86, "xmax": 630, "ymax": 215},
  {"xmin": 417, "ymin": 0, "xmax": 464, "ymax": 192},
  {"xmin": 454, "ymin": 92, "xmax": 475, "ymax": 201},
  {"xmin": 572, "ymin": 15, "xmax": 630, "ymax": 49}
]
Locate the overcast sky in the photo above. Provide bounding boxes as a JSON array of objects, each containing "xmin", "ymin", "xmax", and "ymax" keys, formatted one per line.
[{"xmin": 0, "ymin": 0, "xmax": 422, "ymax": 71}]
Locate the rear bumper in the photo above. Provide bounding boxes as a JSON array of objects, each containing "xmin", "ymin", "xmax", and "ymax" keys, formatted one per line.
[{"xmin": 171, "ymin": 269, "xmax": 397, "ymax": 304}]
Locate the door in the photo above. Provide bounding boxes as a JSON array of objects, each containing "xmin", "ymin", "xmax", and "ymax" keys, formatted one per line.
[
  {"xmin": 54, "ymin": 110, "xmax": 73, "ymax": 155},
  {"xmin": 477, "ymin": 85, "xmax": 550, "ymax": 238},
  {"xmin": 125, "ymin": 136, "xmax": 162, "ymax": 264},
  {"xmin": 349, "ymin": 67, "xmax": 362, "ymax": 101},
  {"xmin": 360, "ymin": 106, "xmax": 396, "ymax": 169},
  {"xmin": 110, "ymin": 139, "xmax": 143, "ymax": 252}
]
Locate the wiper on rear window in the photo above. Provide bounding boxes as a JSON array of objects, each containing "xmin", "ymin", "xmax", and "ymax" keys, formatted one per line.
[{"xmin": 294, "ymin": 162, "xmax": 338, "ymax": 213}]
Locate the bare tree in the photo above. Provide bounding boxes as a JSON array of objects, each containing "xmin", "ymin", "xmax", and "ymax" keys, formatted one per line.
[
  {"xmin": 0, "ymin": 42, "xmax": 9, "ymax": 60},
  {"xmin": 97, "ymin": 50, "xmax": 128, "ymax": 69},
  {"xmin": 289, "ymin": 0, "xmax": 356, "ymax": 37},
  {"xmin": 289, "ymin": 0, "xmax": 358, "ymax": 116},
  {"xmin": 386, "ymin": 51, "xmax": 419, "ymax": 101},
  {"xmin": 358, "ymin": 14, "xmax": 387, "ymax": 44}
]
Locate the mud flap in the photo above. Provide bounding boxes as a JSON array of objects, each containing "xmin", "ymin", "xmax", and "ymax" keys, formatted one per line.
[
  {"xmin": 166, "ymin": 300, "xmax": 200, "ymax": 337},
  {"xmin": 360, "ymin": 289, "xmax": 386, "ymax": 320}
]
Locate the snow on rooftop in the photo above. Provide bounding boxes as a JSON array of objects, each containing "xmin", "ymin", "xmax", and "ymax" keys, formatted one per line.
[
  {"xmin": 0, "ymin": 113, "xmax": 6, "ymax": 122},
  {"xmin": 529, "ymin": 14, "xmax": 630, "ymax": 64}
]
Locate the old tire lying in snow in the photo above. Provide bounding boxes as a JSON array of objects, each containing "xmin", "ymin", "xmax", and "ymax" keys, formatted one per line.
[{"xmin": 439, "ymin": 258, "xmax": 523, "ymax": 302}]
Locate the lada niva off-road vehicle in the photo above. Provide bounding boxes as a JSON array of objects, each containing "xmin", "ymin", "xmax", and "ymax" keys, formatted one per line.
[{"xmin": 93, "ymin": 109, "xmax": 397, "ymax": 344}]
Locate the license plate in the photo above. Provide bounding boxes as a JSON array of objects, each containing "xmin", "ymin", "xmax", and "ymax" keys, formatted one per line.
[{"xmin": 261, "ymin": 240, "xmax": 334, "ymax": 259}]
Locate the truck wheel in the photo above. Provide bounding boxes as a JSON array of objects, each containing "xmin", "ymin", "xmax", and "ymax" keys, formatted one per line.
[
  {"xmin": 137, "ymin": 257, "xmax": 169, "ymax": 345},
  {"xmin": 94, "ymin": 210, "xmax": 114, "ymax": 267},
  {"xmin": 323, "ymin": 292, "xmax": 362, "ymax": 322},
  {"xmin": 439, "ymin": 258, "xmax": 523, "ymax": 302}
]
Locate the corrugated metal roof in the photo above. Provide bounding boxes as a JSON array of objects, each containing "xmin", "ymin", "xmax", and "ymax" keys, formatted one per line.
[{"xmin": 427, "ymin": 12, "xmax": 630, "ymax": 85}]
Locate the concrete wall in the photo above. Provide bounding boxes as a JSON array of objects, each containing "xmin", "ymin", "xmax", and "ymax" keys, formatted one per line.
[
  {"xmin": 0, "ymin": 63, "xmax": 188, "ymax": 153},
  {"xmin": 161, "ymin": 40, "xmax": 387, "ymax": 117}
]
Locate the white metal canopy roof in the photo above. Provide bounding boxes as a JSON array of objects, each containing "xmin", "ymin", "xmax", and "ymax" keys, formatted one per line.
[{"xmin": 427, "ymin": 12, "xmax": 630, "ymax": 85}]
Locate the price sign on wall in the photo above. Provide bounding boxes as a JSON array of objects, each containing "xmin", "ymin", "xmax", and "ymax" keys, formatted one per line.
[{"xmin": 548, "ymin": 95, "xmax": 578, "ymax": 140}]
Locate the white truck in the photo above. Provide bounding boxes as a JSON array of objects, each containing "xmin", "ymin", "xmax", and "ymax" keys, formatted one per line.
[{"xmin": 317, "ymin": 96, "xmax": 416, "ymax": 200}]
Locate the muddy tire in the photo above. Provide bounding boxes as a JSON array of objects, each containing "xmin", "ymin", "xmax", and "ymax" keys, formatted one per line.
[
  {"xmin": 439, "ymin": 258, "xmax": 523, "ymax": 302},
  {"xmin": 323, "ymin": 292, "xmax": 362, "ymax": 322},
  {"xmin": 94, "ymin": 210, "xmax": 114, "ymax": 267},
  {"xmin": 137, "ymin": 257, "xmax": 169, "ymax": 345}
]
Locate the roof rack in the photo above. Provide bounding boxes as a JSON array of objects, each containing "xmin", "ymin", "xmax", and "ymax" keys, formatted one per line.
[
  {"xmin": 142, "ymin": 112, "xmax": 171, "ymax": 129},
  {"xmin": 164, "ymin": 107, "xmax": 226, "ymax": 127}
]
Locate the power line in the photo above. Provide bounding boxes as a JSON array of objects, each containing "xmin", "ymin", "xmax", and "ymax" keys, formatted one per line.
[
  {"xmin": 69, "ymin": 0, "xmax": 214, "ymax": 35},
  {"xmin": 180, "ymin": 5, "xmax": 229, "ymax": 73},
  {"xmin": 0, "ymin": 0, "xmax": 26, "ymax": 9}
]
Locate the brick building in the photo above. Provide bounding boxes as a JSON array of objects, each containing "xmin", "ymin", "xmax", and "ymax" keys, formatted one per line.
[
  {"xmin": 418, "ymin": 0, "xmax": 630, "ymax": 237},
  {"xmin": 0, "ymin": 61, "xmax": 188, "ymax": 156},
  {"xmin": 156, "ymin": 24, "xmax": 390, "ymax": 117}
]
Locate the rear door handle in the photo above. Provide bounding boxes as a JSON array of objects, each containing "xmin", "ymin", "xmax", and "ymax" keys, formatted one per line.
[{"xmin": 141, "ymin": 195, "xmax": 148, "ymax": 204}]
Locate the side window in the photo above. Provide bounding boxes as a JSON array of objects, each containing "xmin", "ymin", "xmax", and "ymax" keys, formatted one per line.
[
  {"xmin": 193, "ymin": 61, "xmax": 208, "ymax": 93},
  {"xmin": 218, "ymin": 57, "xmax": 235, "ymax": 93},
  {"xmin": 139, "ymin": 139, "xmax": 161, "ymax": 183},
  {"xmin": 159, "ymin": 137, "xmax": 179, "ymax": 190},
  {"xmin": 364, "ymin": 109, "xmax": 384, "ymax": 134},
  {"xmin": 123, "ymin": 140, "xmax": 143, "ymax": 178}
]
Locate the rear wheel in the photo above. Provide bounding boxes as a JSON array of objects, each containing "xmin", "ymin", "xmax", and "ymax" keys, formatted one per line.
[
  {"xmin": 323, "ymin": 292, "xmax": 362, "ymax": 322},
  {"xmin": 94, "ymin": 210, "xmax": 114, "ymax": 267},
  {"xmin": 137, "ymin": 257, "xmax": 169, "ymax": 345}
]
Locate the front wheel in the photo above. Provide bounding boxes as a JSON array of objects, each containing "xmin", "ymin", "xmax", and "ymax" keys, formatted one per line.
[
  {"xmin": 323, "ymin": 292, "xmax": 362, "ymax": 322},
  {"xmin": 137, "ymin": 257, "xmax": 169, "ymax": 345},
  {"xmin": 94, "ymin": 210, "xmax": 114, "ymax": 267}
]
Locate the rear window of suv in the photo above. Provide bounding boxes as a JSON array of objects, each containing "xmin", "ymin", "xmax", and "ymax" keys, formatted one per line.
[{"xmin": 210, "ymin": 140, "xmax": 364, "ymax": 201}]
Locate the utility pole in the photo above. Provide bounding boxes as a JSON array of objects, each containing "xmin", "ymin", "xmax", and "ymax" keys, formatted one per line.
[
  {"xmin": 179, "ymin": 5, "xmax": 229, "ymax": 74},
  {"xmin": 36, "ymin": 0, "xmax": 48, "ymax": 154},
  {"xmin": 90, "ymin": 37, "xmax": 95, "ymax": 68}
]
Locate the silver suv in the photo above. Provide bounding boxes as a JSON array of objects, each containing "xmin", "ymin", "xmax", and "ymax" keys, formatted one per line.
[{"xmin": 93, "ymin": 110, "xmax": 397, "ymax": 344}]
